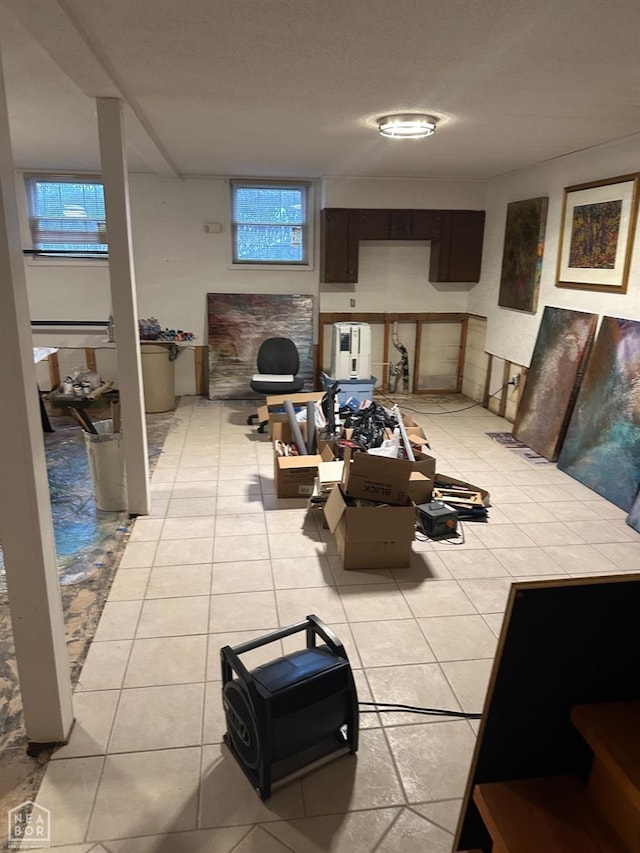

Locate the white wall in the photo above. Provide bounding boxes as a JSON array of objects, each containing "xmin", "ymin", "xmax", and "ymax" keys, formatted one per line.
[
  {"xmin": 470, "ymin": 135, "xmax": 640, "ymax": 367},
  {"xmin": 25, "ymin": 172, "xmax": 488, "ymax": 393},
  {"xmin": 25, "ymin": 140, "xmax": 640, "ymax": 393},
  {"xmin": 321, "ymin": 176, "xmax": 487, "ymax": 209},
  {"xmin": 320, "ymin": 176, "xmax": 487, "ymax": 314}
]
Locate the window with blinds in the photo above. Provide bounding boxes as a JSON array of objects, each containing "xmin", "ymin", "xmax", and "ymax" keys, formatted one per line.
[
  {"xmin": 24, "ymin": 174, "xmax": 107, "ymax": 255},
  {"xmin": 230, "ymin": 180, "xmax": 310, "ymax": 265}
]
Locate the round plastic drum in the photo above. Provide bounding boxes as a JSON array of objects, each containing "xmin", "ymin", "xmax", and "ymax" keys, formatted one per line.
[{"xmin": 140, "ymin": 344, "xmax": 176, "ymax": 413}]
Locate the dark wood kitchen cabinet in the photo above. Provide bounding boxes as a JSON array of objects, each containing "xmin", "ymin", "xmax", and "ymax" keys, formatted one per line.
[
  {"xmin": 320, "ymin": 207, "xmax": 484, "ymax": 284},
  {"xmin": 320, "ymin": 208, "xmax": 360, "ymax": 283},
  {"xmin": 429, "ymin": 210, "xmax": 485, "ymax": 282},
  {"xmin": 359, "ymin": 209, "xmax": 441, "ymax": 240}
]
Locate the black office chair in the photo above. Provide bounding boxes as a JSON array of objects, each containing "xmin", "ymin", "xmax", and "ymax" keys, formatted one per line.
[{"xmin": 247, "ymin": 337, "xmax": 305, "ymax": 431}]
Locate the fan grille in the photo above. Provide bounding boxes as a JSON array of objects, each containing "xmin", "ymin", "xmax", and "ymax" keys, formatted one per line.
[{"xmin": 223, "ymin": 681, "xmax": 260, "ymax": 768}]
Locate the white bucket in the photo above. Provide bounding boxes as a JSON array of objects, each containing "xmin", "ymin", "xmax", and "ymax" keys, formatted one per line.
[{"xmin": 84, "ymin": 420, "xmax": 127, "ymax": 511}]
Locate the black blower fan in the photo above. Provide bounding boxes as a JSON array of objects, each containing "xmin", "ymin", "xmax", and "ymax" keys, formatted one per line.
[{"xmin": 220, "ymin": 614, "xmax": 359, "ymax": 799}]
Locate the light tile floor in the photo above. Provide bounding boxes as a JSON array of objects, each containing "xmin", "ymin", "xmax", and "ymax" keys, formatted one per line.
[{"xmin": 35, "ymin": 396, "xmax": 640, "ymax": 852}]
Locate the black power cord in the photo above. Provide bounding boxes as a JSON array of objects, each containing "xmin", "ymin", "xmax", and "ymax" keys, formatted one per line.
[
  {"xmin": 358, "ymin": 700, "xmax": 481, "ymax": 720},
  {"xmin": 377, "ymin": 380, "xmax": 514, "ymax": 416}
]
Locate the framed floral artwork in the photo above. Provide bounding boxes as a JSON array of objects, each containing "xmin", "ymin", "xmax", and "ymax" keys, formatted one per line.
[{"xmin": 556, "ymin": 173, "xmax": 639, "ymax": 292}]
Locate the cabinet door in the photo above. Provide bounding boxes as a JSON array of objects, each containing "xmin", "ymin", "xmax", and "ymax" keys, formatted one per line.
[
  {"xmin": 361, "ymin": 211, "xmax": 414, "ymax": 239},
  {"xmin": 320, "ymin": 209, "xmax": 359, "ymax": 283},
  {"xmin": 360, "ymin": 210, "xmax": 443, "ymax": 240},
  {"xmin": 429, "ymin": 211, "xmax": 485, "ymax": 282},
  {"xmin": 411, "ymin": 210, "xmax": 442, "ymax": 240},
  {"xmin": 360, "ymin": 211, "xmax": 391, "ymax": 240},
  {"xmin": 388, "ymin": 212, "xmax": 414, "ymax": 239}
]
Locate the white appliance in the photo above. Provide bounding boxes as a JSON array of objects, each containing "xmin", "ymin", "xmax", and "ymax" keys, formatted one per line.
[{"xmin": 330, "ymin": 322, "xmax": 372, "ymax": 379}]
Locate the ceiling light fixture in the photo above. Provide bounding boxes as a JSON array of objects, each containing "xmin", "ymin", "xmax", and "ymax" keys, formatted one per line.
[{"xmin": 377, "ymin": 113, "xmax": 438, "ymax": 139}]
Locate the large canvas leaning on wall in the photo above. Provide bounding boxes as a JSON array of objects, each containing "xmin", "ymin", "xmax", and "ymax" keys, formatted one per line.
[
  {"xmin": 498, "ymin": 196, "xmax": 548, "ymax": 312},
  {"xmin": 627, "ymin": 492, "xmax": 640, "ymax": 534},
  {"xmin": 557, "ymin": 316, "xmax": 640, "ymax": 510},
  {"xmin": 207, "ymin": 293, "xmax": 314, "ymax": 399},
  {"xmin": 513, "ymin": 307, "xmax": 597, "ymax": 461}
]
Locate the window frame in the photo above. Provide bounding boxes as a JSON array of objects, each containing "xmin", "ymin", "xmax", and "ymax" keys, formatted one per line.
[
  {"xmin": 22, "ymin": 172, "xmax": 109, "ymax": 264},
  {"xmin": 228, "ymin": 178, "xmax": 314, "ymax": 270}
]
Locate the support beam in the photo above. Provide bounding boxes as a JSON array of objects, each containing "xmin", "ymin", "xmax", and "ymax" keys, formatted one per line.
[
  {"xmin": 0, "ymin": 52, "xmax": 73, "ymax": 744},
  {"xmin": 3, "ymin": 0, "xmax": 179, "ymax": 177},
  {"xmin": 97, "ymin": 97, "xmax": 150, "ymax": 515}
]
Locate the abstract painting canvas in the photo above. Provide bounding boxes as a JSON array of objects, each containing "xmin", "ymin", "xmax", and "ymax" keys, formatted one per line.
[
  {"xmin": 498, "ymin": 196, "xmax": 548, "ymax": 312},
  {"xmin": 627, "ymin": 491, "xmax": 640, "ymax": 534},
  {"xmin": 513, "ymin": 307, "xmax": 597, "ymax": 461},
  {"xmin": 557, "ymin": 316, "xmax": 640, "ymax": 510},
  {"xmin": 207, "ymin": 293, "xmax": 314, "ymax": 399}
]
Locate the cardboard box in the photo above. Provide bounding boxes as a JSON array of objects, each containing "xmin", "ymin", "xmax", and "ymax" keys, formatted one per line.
[
  {"xmin": 342, "ymin": 453, "xmax": 414, "ymax": 505},
  {"xmin": 258, "ymin": 392, "xmax": 325, "ymax": 439},
  {"xmin": 323, "ymin": 485, "xmax": 415, "ymax": 569},
  {"xmin": 307, "ymin": 458, "xmax": 345, "ymax": 524},
  {"xmin": 274, "ymin": 451, "xmax": 323, "ymax": 498},
  {"xmin": 408, "ymin": 471, "xmax": 433, "ymax": 504},
  {"xmin": 342, "ymin": 454, "xmax": 433, "ymax": 504},
  {"xmin": 413, "ymin": 449, "xmax": 436, "ymax": 481},
  {"xmin": 271, "ymin": 418, "xmax": 307, "ymax": 445}
]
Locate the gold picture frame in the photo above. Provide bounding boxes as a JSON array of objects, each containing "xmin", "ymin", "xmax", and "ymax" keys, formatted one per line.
[{"xmin": 556, "ymin": 172, "xmax": 639, "ymax": 293}]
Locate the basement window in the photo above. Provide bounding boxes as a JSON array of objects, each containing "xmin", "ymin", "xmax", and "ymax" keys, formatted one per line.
[
  {"xmin": 24, "ymin": 174, "xmax": 108, "ymax": 258},
  {"xmin": 230, "ymin": 180, "xmax": 312, "ymax": 266}
]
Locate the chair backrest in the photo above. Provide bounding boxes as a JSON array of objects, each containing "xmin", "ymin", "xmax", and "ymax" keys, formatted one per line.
[{"xmin": 256, "ymin": 337, "xmax": 300, "ymax": 376}]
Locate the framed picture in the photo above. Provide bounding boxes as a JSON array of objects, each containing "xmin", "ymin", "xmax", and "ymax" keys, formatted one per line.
[
  {"xmin": 498, "ymin": 196, "xmax": 548, "ymax": 312},
  {"xmin": 556, "ymin": 173, "xmax": 639, "ymax": 292}
]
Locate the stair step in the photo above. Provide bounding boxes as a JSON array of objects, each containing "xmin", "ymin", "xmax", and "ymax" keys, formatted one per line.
[
  {"xmin": 571, "ymin": 701, "xmax": 640, "ymax": 812},
  {"xmin": 473, "ymin": 775, "xmax": 627, "ymax": 852}
]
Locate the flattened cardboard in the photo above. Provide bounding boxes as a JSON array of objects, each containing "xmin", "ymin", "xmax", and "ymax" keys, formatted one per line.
[
  {"xmin": 435, "ymin": 473, "xmax": 491, "ymax": 507},
  {"xmin": 317, "ymin": 459, "xmax": 345, "ymax": 486}
]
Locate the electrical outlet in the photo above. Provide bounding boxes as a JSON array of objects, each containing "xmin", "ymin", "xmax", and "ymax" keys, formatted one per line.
[
  {"xmin": 350, "ymin": 298, "xmax": 356, "ymax": 308},
  {"xmin": 511, "ymin": 374, "xmax": 520, "ymax": 388}
]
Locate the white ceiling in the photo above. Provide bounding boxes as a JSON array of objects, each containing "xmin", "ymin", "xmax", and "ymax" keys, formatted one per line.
[{"xmin": 1, "ymin": 0, "xmax": 639, "ymax": 181}]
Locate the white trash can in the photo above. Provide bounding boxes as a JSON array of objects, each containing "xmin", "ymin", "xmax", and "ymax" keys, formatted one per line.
[
  {"xmin": 84, "ymin": 420, "xmax": 127, "ymax": 511},
  {"xmin": 140, "ymin": 344, "xmax": 176, "ymax": 413}
]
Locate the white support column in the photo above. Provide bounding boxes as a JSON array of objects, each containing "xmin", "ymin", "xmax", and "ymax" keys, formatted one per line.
[
  {"xmin": 0, "ymin": 54, "xmax": 73, "ymax": 743},
  {"xmin": 96, "ymin": 97, "xmax": 150, "ymax": 515}
]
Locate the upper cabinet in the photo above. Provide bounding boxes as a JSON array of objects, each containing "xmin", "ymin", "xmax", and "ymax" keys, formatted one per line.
[
  {"xmin": 320, "ymin": 208, "xmax": 360, "ymax": 283},
  {"xmin": 320, "ymin": 207, "xmax": 484, "ymax": 283},
  {"xmin": 359, "ymin": 209, "xmax": 442, "ymax": 241},
  {"xmin": 429, "ymin": 210, "xmax": 485, "ymax": 283}
]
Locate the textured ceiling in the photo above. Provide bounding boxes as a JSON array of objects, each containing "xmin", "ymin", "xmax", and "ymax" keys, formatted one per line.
[{"xmin": 1, "ymin": 0, "xmax": 639, "ymax": 179}]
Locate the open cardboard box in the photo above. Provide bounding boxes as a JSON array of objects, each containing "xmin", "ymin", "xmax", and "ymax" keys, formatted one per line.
[
  {"xmin": 324, "ymin": 484, "xmax": 415, "ymax": 570},
  {"xmin": 273, "ymin": 424, "xmax": 332, "ymax": 498},
  {"xmin": 258, "ymin": 391, "xmax": 326, "ymax": 438},
  {"xmin": 274, "ymin": 453, "xmax": 324, "ymax": 498},
  {"xmin": 342, "ymin": 450, "xmax": 435, "ymax": 505},
  {"xmin": 307, "ymin": 458, "xmax": 345, "ymax": 526}
]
